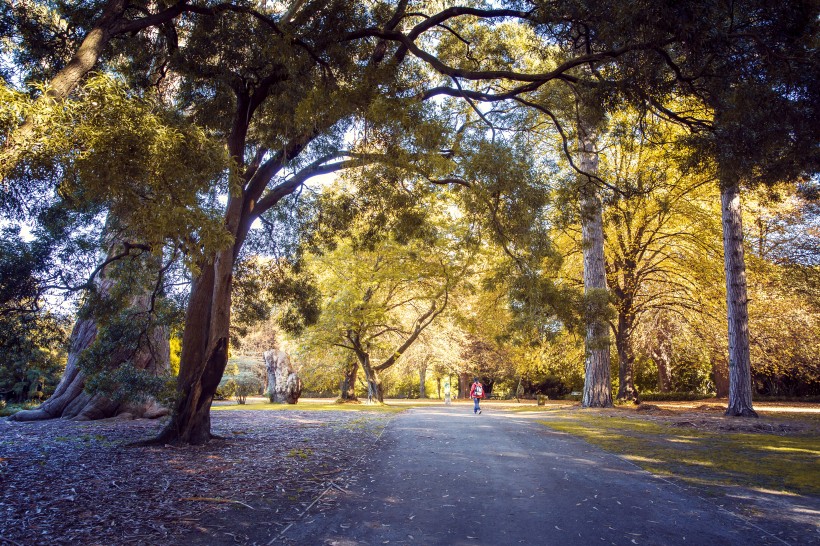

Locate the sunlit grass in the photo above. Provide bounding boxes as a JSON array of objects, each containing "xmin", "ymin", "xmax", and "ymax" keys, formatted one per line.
[{"xmin": 539, "ymin": 414, "xmax": 820, "ymax": 496}]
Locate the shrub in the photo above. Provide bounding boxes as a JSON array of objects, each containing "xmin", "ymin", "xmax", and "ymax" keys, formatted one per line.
[
  {"xmin": 216, "ymin": 379, "xmax": 237, "ymax": 401},
  {"xmin": 234, "ymin": 377, "xmax": 261, "ymax": 404}
]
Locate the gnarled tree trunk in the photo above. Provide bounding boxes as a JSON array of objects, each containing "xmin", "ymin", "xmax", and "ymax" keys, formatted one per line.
[
  {"xmin": 10, "ymin": 274, "xmax": 170, "ymax": 422},
  {"xmin": 264, "ymin": 349, "xmax": 302, "ymax": 404},
  {"xmin": 340, "ymin": 357, "xmax": 359, "ymax": 401},
  {"xmin": 360, "ymin": 354, "xmax": 384, "ymax": 403},
  {"xmin": 720, "ymin": 180, "xmax": 757, "ymax": 417}
]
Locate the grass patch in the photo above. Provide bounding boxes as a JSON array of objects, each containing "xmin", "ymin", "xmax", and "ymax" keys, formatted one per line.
[{"xmin": 538, "ymin": 413, "xmax": 820, "ymax": 496}]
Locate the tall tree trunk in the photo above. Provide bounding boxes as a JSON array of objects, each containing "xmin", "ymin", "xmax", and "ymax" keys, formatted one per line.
[
  {"xmin": 650, "ymin": 319, "xmax": 673, "ymax": 393},
  {"xmin": 340, "ymin": 358, "xmax": 359, "ymax": 401},
  {"xmin": 10, "ymin": 270, "xmax": 169, "ymax": 422},
  {"xmin": 615, "ymin": 312, "xmax": 638, "ymax": 402},
  {"xmin": 578, "ymin": 124, "xmax": 613, "ymax": 409},
  {"xmin": 155, "ymin": 251, "xmax": 233, "ymax": 444},
  {"xmin": 458, "ymin": 372, "xmax": 470, "ymax": 399},
  {"xmin": 720, "ymin": 180, "xmax": 758, "ymax": 417},
  {"xmin": 151, "ymin": 180, "xmax": 251, "ymax": 444},
  {"xmin": 418, "ymin": 361, "xmax": 427, "ymax": 399}
]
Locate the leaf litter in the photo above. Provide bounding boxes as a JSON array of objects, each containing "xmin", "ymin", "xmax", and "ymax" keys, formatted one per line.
[{"xmin": 0, "ymin": 410, "xmax": 392, "ymax": 545}]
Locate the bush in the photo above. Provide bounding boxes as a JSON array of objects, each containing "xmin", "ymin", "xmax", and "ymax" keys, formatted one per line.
[
  {"xmin": 216, "ymin": 379, "xmax": 237, "ymax": 401},
  {"xmin": 234, "ymin": 377, "xmax": 262, "ymax": 404}
]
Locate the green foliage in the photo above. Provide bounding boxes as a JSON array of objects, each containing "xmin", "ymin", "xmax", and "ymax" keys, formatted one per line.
[
  {"xmin": 3, "ymin": 74, "xmax": 231, "ymax": 269},
  {"xmin": 0, "ymin": 311, "xmax": 68, "ymax": 403},
  {"xmin": 217, "ymin": 357, "xmax": 265, "ymax": 403},
  {"xmin": 72, "ymin": 252, "xmax": 180, "ymax": 405},
  {"xmin": 234, "ymin": 377, "xmax": 262, "ymax": 405},
  {"xmin": 231, "ymin": 256, "xmax": 321, "ymax": 343}
]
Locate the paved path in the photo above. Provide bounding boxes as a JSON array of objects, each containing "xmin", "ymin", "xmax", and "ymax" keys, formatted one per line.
[{"xmin": 281, "ymin": 407, "xmax": 806, "ymax": 545}]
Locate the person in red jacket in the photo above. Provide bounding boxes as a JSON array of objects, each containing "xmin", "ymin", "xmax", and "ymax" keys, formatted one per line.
[{"xmin": 469, "ymin": 377, "xmax": 485, "ymax": 414}]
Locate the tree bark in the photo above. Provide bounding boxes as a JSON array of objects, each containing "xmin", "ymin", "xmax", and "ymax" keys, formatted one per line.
[
  {"xmin": 359, "ymin": 354, "xmax": 384, "ymax": 403},
  {"xmin": 650, "ymin": 318, "xmax": 673, "ymax": 393},
  {"xmin": 340, "ymin": 358, "xmax": 359, "ymax": 401},
  {"xmin": 720, "ymin": 180, "xmax": 758, "ymax": 417},
  {"xmin": 578, "ymin": 123, "xmax": 613, "ymax": 409},
  {"xmin": 418, "ymin": 361, "xmax": 427, "ymax": 398},
  {"xmin": 459, "ymin": 372, "xmax": 470, "ymax": 399},
  {"xmin": 264, "ymin": 349, "xmax": 301, "ymax": 404},
  {"xmin": 9, "ymin": 271, "xmax": 169, "ymax": 422},
  {"xmin": 155, "ymin": 251, "xmax": 232, "ymax": 444},
  {"xmin": 615, "ymin": 312, "xmax": 638, "ymax": 402}
]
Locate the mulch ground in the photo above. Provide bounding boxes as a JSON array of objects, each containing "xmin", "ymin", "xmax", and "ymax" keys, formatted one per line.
[{"xmin": 0, "ymin": 410, "xmax": 392, "ymax": 546}]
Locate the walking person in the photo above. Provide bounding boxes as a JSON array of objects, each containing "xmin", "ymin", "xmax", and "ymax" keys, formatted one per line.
[
  {"xmin": 470, "ymin": 377, "xmax": 485, "ymax": 414},
  {"xmin": 444, "ymin": 378, "xmax": 452, "ymax": 405}
]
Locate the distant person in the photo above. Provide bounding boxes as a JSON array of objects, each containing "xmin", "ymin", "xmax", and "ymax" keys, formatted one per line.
[
  {"xmin": 470, "ymin": 377, "xmax": 485, "ymax": 414},
  {"xmin": 444, "ymin": 379, "xmax": 452, "ymax": 405}
]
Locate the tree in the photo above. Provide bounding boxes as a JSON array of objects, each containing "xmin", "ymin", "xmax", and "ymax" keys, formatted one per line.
[
  {"xmin": 301, "ymin": 211, "xmax": 463, "ymax": 402},
  {"xmin": 598, "ymin": 111, "xmax": 719, "ymax": 400},
  {"xmin": 0, "ymin": 0, "xmax": 222, "ymax": 181},
  {"xmin": 3, "ymin": 72, "xmax": 226, "ymax": 421},
  {"xmin": 674, "ymin": 1, "xmax": 819, "ymax": 416}
]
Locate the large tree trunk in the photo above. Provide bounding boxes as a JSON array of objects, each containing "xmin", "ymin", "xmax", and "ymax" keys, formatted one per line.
[
  {"xmin": 340, "ymin": 358, "xmax": 359, "ymax": 401},
  {"xmin": 418, "ymin": 361, "xmax": 427, "ymax": 399},
  {"xmin": 459, "ymin": 372, "xmax": 470, "ymax": 399},
  {"xmin": 155, "ymin": 252, "xmax": 233, "ymax": 444},
  {"xmin": 650, "ymin": 318, "xmax": 673, "ymax": 393},
  {"xmin": 615, "ymin": 312, "xmax": 638, "ymax": 402},
  {"xmin": 360, "ymin": 354, "xmax": 384, "ymax": 403},
  {"xmin": 10, "ymin": 275, "xmax": 170, "ymax": 422},
  {"xmin": 578, "ymin": 124, "xmax": 613, "ymax": 409},
  {"xmin": 720, "ymin": 180, "xmax": 758, "ymax": 417},
  {"xmin": 264, "ymin": 349, "xmax": 301, "ymax": 404}
]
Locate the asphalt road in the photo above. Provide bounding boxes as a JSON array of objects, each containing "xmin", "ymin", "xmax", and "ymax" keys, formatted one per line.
[{"xmin": 280, "ymin": 406, "xmax": 805, "ymax": 546}]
